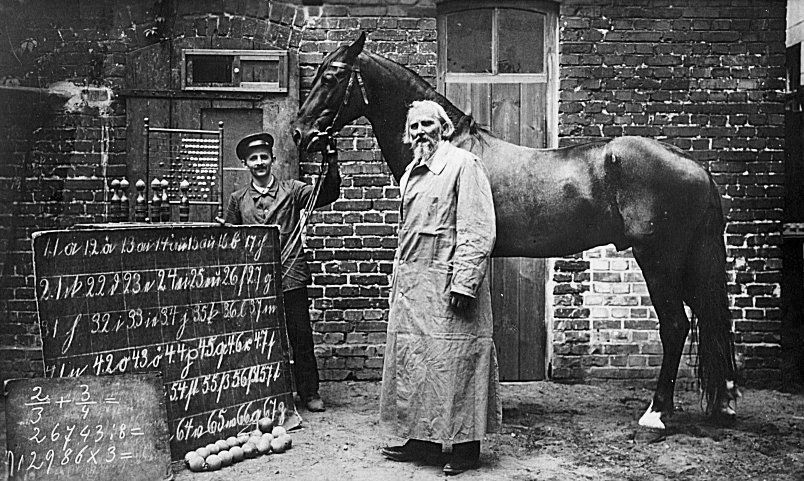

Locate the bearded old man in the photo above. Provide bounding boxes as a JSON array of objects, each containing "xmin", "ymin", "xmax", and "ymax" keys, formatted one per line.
[{"xmin": 379, "ymin": 100, "xmax": 501, "ymax": 475}]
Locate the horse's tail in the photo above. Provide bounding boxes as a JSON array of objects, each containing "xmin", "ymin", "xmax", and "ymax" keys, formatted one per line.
[{"xmin": 684, "ymin": 175, "xmax": 738, "ymax": 413}]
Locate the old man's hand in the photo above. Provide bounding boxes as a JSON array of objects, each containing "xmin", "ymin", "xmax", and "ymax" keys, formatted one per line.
[{"xmin": 449, "ymin": 292, "xmax": 473, "ymax": 313}]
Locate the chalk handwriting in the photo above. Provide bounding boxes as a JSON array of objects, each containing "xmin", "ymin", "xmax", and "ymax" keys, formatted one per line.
[{"xmin": 7, "ymin": 383, "xmax": 155, "ymax": 478}]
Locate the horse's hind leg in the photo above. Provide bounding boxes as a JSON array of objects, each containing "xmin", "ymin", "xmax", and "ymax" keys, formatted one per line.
[
  {"xmin": 682, "ymin": 227, "xmax": 740, "ymax": 423},
  {"xmin": 633, "ymin": 246, "xmax": 690, "ymax": 430}
]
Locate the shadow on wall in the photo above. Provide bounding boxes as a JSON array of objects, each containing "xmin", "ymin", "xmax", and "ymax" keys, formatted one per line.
[{"xmin": 0, "ymin": 85, "xmax": 70, "ymax": 379}]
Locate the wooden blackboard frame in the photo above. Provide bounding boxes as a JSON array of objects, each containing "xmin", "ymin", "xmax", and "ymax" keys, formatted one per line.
[{"xmin": 31, "ymin": 224, "xmax": 300, "ymax": 460}]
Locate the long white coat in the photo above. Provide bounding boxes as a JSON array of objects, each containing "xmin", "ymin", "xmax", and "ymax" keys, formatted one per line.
[{"xmin": 379, "ymin": 141, "xmax": 501, "ymax": 446}]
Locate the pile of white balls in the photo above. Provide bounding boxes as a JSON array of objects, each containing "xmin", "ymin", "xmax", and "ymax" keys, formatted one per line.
[{"xmin": 184, "ymin": 417, "xmax": 292, "ymax": 472}]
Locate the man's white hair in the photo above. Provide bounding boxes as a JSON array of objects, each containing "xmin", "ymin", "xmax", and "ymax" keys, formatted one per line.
[{"xmin": 402, "ymin": 100, "xmax": 455, "ymax": 144}]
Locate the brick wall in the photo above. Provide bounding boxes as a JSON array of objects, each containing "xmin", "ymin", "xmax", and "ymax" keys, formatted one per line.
[
  {"xmin": 554, "ymin": 0, "xmax": 786, "ymax": 387},
  {"xmin": 0, "ymin": 0, "xmax": 787, "ymax": 388},
  {"xmin": 0, "ymin": 0, "xmax": 327, "ymax": 384},
  {"xmin": 0, "ymin": 0, "xmax": 135, "ymax": 381}
]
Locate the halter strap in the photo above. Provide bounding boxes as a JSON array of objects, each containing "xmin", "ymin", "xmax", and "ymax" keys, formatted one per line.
[{"xmin": 324, "ymin": 60, "xmax": 369, "ymax": 135}]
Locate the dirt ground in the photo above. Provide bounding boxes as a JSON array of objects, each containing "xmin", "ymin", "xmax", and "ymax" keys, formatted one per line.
[{"xmin": 170, "ymin": 380, "xmax": 803, "ymax": 481}]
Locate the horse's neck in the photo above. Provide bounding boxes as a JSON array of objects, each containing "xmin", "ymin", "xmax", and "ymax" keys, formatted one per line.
[
  {"xmin": 363, "ymin": 107, "xmax": 410, "ymax": 181},
  {"xmin": 359, "ymin": 52, "xmax": 467, "ymax": 182}
]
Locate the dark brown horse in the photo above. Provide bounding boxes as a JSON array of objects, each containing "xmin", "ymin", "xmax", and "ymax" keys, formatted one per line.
[{"xmin": 292, "ymin": 33, "xmax": 740, "ymax": 430}]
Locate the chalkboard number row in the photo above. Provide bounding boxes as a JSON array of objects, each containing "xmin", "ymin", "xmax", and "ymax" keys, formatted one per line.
[
  {"xmin": 27, "ymin": 422, "xmax": 141, "ymax": 445},
  {"xmin": 37, "ymin": 265, "xmax": 273, "ymax": 302},
  {"xmin": 7, "ymin": 445, "xmax": 145, "ymax": 477}
]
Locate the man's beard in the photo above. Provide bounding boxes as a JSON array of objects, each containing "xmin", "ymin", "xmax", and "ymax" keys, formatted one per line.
[{"xmin": 412, "ymin": 135, "xmax": 437, "ymax": 164}]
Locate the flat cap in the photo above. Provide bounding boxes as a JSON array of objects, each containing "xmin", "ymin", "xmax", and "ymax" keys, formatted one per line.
[{"xmin": 236, "ymin": 132, "xmax": 274, "ymax": 160}]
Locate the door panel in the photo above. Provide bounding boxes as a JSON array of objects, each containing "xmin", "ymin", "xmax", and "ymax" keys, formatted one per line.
[
  {"xmin": 491, "ymin": 83, "xmax": 520, "ymax": 145},
  {"xmin": 471, "ymin": 83, "xmax": 491, "ymax": 127},
  {"xmin": 491, "ymin": 256, "xmax": 524, "ymax": 379},
  {"xmin": 445, "ymin": 80, "xmax": 547, "ymax": 381},
  {"xmin": 517, "ymin": 257, "xmax": 546, "ymax": 379},
  {"xmin": 440, "ymin": 2, "xmax": 556, "ymax": 381},
  {"xmin": 490, "ymin": 81, "xmax": 545, "ymax": 381},
  {"xmin": 520, "ymin": 83, "xmax": 548, "ymax": 148}
]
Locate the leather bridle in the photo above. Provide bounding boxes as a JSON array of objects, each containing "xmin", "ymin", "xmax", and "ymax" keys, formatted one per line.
[
  {"xmin": 282, "ymin": 60, "xmax": 369, "ymax": 272},
  {"xmin": 320, "ymin": 60, "xmax": 369, "ymax": 136}
]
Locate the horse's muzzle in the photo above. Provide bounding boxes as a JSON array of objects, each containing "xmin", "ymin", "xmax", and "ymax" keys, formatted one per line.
[{"xmin": 295, "ymin": 128, "xmax": 328, "ymax": 153}]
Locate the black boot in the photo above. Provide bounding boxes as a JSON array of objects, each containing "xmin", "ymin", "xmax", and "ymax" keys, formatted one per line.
[
  {"xmin": 443, "ymin": 441, "xmax": 480, "ymax": 475},
  {"xmin": 382, "ymin": 439, "xmax": 440, "ymax": 463}
]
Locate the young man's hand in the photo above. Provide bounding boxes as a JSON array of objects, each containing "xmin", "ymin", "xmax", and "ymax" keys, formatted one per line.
[{"xmin": 323, "ymin": 135, "xmax": 338, "ymax": 162}]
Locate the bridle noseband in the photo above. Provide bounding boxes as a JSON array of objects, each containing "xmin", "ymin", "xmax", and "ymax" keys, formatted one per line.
[{"xmin": 322, "ymin": 60, "xmax": 369, "ymax": 136}]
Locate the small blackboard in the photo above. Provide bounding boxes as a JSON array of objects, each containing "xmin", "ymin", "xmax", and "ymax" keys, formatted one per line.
[
  {"xmin": 31, "ymin": 224, "xmax": 299, "ymax": 460},
  {"xmin": 4, "ymin": 373, "xmax": 171, "ymax": 481}
]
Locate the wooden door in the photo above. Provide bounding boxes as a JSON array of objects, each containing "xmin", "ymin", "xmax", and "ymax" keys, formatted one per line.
[{"xmin": 439, "ymin": 3, "xmax": 557, "ymax": 381}]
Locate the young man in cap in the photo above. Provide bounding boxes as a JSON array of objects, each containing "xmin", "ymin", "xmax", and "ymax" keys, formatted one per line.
[{"xmin": 225, "ymin": 132, "xmax": 340, "ymax": 412}]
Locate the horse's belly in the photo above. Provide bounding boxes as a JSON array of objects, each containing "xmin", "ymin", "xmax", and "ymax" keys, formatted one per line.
[
  {"xmin": 491, "ymin": 198, "xmax": 621, "ymax": 258},
  {"xmin": 492, "ymin": 233, "xmax": 609, "ymax": 258},
  {"xmin": 482, "ymin": 145, "xmax": 624, "ymax": 258}
]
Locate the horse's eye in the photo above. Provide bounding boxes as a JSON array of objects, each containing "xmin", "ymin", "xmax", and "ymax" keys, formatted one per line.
[{"xmin": 322, "ymin": 73, "xmax": 336, "ymax": 86}]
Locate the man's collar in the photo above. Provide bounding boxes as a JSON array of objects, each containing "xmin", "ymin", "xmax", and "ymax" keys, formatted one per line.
[
  {"xmin": 405, "ymin": 141, "xmax": 449, "ymax": 175},
  {"xmin": 250, "ymin": 175, "xmax": 277, "ymax": 197}
]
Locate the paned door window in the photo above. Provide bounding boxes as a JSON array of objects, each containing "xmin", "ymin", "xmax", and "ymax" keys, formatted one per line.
[{"xmin": 445, "ymin": 7, "xmax": 545, "ymax": 75}]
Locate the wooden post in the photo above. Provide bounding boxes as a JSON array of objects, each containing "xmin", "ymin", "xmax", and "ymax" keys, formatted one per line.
[
  {"xmin": 110, "ymin": 179, "xmax": 120, "ymax": 223},
  {"xmin": 150, "ymin": 178, "xmax": 161, "ymax": 223},
  {"xmin": 134, "ymin": 179, "xmax": 147, "ymax": 222},
  {"xmin": 160, "ymin": 178, "xmax": 170, "ymax": 222},
  {"xmin": 179, "ymin": 180, "xmax": 190, "ymax": 222},
  {"xmin": 217, "ymin": 120, "xmax": 224, "ymax": 222},
  {"xmin": 120, "ymin": 178, "xmax": 130, "ymax": 222},
  {"xmin": 144, "ymin": 117, "xmax": 151, "ymax": 209}
]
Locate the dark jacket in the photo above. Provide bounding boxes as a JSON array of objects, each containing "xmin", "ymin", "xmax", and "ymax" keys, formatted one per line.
[{"xmin": 224, "ymin": 167, "xmax": 340, "ymax": 291}]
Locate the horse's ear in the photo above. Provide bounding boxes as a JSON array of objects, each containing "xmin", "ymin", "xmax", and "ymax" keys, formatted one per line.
[{"xmin": 345, "ymin": 32, "xmax": 366, "ymax": 60}]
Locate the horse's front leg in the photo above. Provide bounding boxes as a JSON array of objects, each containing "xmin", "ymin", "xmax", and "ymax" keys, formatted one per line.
[{"xmin": 634, "ymin": 252, "xmax": 690, "ymax": 431}]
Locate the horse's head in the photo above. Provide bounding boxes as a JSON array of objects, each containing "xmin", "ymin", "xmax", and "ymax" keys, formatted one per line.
[{"xmin": 293, "ymin": 32, "xmax": 368, "ymax": 153}]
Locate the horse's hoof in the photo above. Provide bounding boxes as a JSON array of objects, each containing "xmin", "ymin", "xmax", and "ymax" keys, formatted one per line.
[
  {"xmin": 712, "ymin": 384, "xmax": 739, "ymax": 426},
  {"xmin": 712, "ymin": 407, "xmax": 737, "ymax": 426},
  {"xmin": 638, "ymin": 403, "xmax": 666, "ymax": 430},
  {"xmin": 633, "ymin": 427, "xmax": 666, "ymax": 444}
]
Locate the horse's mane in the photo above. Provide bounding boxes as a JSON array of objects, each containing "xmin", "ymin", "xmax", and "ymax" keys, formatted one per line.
[{"xmin": 361, "ymin": 50, "xmax": 485, "ymax": 144}]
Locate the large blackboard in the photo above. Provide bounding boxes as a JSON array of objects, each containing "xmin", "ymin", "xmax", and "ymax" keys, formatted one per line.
[
  {"xmin": 31, "ymin": 224, "xmax": 298, "ymax": 459},
  {"xmin": 4, "ymin": 373, "xmax": 171, "ymax": 481}
]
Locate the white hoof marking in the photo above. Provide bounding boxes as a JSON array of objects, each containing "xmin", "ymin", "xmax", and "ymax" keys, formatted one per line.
[
  {"xmin": 718, "ymin": 404, "xmax": 737, "ymax": 418},
  {"xmin": 638, "ymin": 402, "xmax": 666, "ymax": 430}
]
